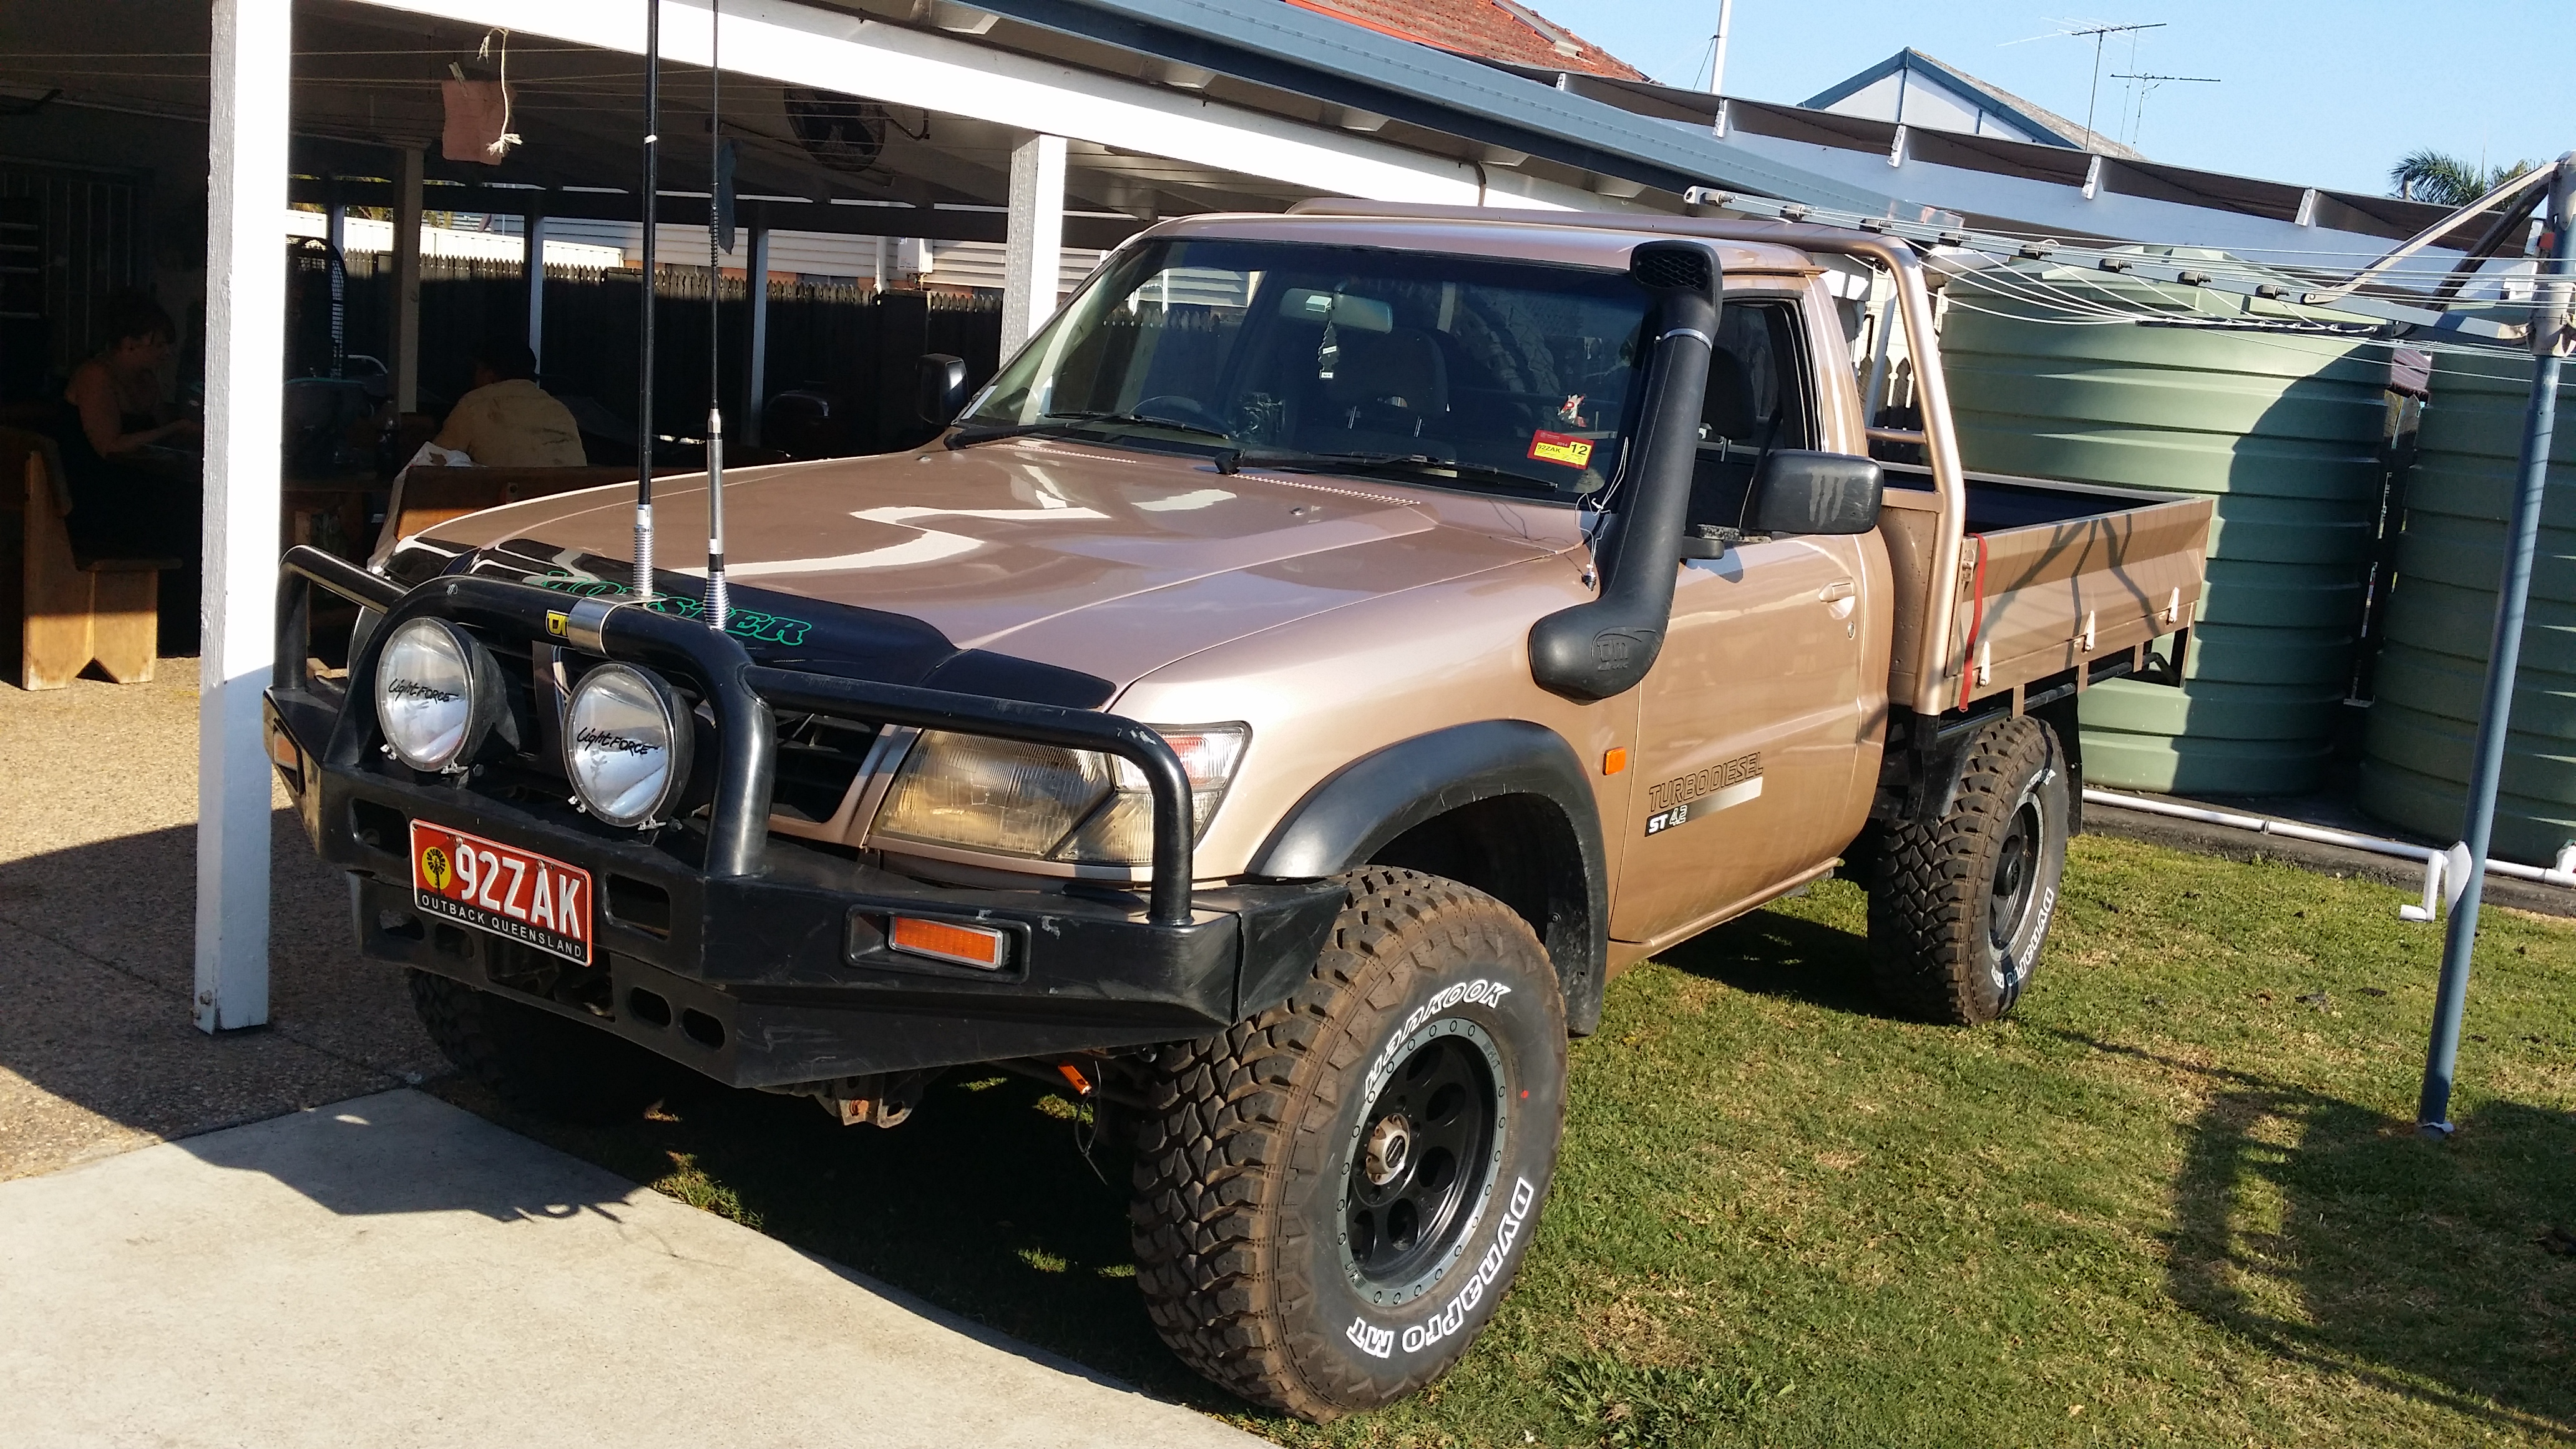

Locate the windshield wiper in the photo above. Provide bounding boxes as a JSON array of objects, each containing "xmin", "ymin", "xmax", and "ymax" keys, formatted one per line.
[
  {"xmin": 1048, "ymin": 409, "xmax": 1236, "ymax": 441},
  {"xmin": 949, "ymin": 411, "xmax": 1233, "ymax": 449},
  {"xmin": 1224, "ymin": 448, "xmax": 1566, "ymax": 495}
]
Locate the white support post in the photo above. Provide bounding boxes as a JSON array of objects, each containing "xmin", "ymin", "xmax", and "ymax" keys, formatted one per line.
[
  {"xmin": 1000, "ymin": 131, "xmax": 1066, "ymax": 357},
  {"xmin": 524, "ymin": 208, "xmax": 548, "ymax": 371},
  {"xmin": 393, "ymin": 144, "xmax": 424, "ymax": 412},
  {"xmin": 743, "ymin": 218, "xmax": 770, "ymax": 446},
  {"xmin": 196, "ymin": 0, "xmax": 291, "ymax": 1033}
]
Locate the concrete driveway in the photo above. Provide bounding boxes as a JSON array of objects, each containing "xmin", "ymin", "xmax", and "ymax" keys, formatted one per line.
[{"xmin": 0, "ymin": 1086, "xmax": 1258, "ymax": 1448}]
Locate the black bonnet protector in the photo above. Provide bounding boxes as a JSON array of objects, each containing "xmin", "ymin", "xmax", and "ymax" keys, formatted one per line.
[{"xmin": 400, "ymin": 536, "xmax": 1118, "ymax": 710}]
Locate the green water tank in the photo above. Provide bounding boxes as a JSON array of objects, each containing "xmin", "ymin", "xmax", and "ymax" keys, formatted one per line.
[
  {"xmin": 1939, "ymin": 263, "xmax": 2389, "ymax": 794},
  {"xmin": 2359, "ymin": 348, "xmax": 2576, "ymax": 867}
]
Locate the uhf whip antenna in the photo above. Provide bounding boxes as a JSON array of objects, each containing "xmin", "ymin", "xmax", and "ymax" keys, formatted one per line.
[
  {"xmin": 632, "ymin": 0, "xmax": 661, "ymax": 598},
  {"xmin": 703, "ymin": 0, "xmax": 729, "ymax": 632}
]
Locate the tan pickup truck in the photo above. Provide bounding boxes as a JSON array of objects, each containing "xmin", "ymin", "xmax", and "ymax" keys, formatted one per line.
[{"xmin": 266, "ymin": 207, "xmax": 2209, "ymax": 1419}]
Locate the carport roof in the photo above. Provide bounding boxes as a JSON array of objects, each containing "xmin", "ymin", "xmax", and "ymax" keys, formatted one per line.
[{"xmin": 0, "ymin": 0, "xmax": 1906, "ymax": 228}]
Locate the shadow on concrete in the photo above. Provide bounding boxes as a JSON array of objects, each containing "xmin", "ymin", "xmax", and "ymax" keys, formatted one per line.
[
  {"xmin": 2068, "ymin": 1033, "xmax": 2576, "ymax": 1436},
  {"xmin": 439, "ymin": 1065, "xmax": 1248, "ymax": 1414},
  {"xmin": 168, "ymin": 1088, "xmax": 637, "ymax": 1224},
  {"xmin": 0, "ymin": 811, "xmax": 440, "ymax": 1176}
]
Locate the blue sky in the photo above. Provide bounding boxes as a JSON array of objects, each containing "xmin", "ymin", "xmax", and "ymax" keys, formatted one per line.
[{"xmin": 1530, "ymin": 2, "xmax": 2576, "ymax": 197}]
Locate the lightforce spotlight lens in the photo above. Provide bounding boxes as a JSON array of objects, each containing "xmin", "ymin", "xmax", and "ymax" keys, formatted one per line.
[
  {"xmin": 374, "ymin": 618, "xmax": 481, "ymax": 771},
  {"xmin": 564, "ymin": 664, "xmax": 691, "ymax": 827}
]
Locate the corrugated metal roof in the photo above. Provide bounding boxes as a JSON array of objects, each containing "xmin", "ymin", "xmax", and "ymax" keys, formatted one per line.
[{"xmin": 961, "ymin": 0, "xmax": 1906, "ymax": 213}]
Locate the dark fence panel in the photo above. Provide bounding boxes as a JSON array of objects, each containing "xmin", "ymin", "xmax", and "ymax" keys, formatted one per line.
[{"xmin": 334, "ymin": 255, "xmax": 1002, "ymax": 458}]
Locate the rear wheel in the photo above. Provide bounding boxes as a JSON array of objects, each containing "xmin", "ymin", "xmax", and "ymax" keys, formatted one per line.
[
  {"xmin": 1129, "ymin": 868, "xmax": 1566, "ymax": 1420},
  {"xmin": 406, "ymin": 970, "xmax": 673, "ymax": 1124},
  {"xmin": 1870, "ymin": 716, "xmax": 2069, "ymax": 1024}
]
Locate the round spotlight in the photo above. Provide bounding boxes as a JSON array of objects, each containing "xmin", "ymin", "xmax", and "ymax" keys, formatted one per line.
[
  {"xmin": 564, "ymin": 664, "xmax": 693, "ymax": 828},
  {"xmin": 374, "ymin": 618, "xmax": 489, "ymax": 772}
]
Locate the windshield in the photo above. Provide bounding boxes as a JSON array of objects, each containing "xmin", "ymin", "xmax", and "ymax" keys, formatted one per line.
[{"xmin": 960, "ymin": 237, "xmax": 1658, "ymax": 502}]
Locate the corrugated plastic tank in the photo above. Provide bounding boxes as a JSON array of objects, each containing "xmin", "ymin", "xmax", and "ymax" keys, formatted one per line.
[
  {"xmin": 2359, "ymin": 349, "xmax": 2576, "ymax": 866},
  {"xmin": 1938, "ymin": 259, "xmax": 2388, "ymax": 794}
]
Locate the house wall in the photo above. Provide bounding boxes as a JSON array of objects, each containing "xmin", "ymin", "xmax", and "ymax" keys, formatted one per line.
[{"xmin": 1820, "ymin": 71, "xmax": 2053, "ymax": 147}]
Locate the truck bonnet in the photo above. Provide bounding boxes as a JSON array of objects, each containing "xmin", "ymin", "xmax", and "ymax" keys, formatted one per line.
[{"xmin": 398, "ymin": 440, "xmax": 1577, "ymax": 696}]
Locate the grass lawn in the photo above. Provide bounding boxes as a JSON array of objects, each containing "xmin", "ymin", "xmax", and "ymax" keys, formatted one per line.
[{"xmin": 452, "ymin": 832, "xmax": 2576, "ymax": 1447}]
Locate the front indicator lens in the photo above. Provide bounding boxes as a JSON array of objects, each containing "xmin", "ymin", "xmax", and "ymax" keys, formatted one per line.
[
  {"xmin": 871, "ymin": 724, "xmax": 1247, "ymax": 866},
  {"xmin": 889, "ymin": 916, "xmax": 1010, "ymax": 969},
  {"xmin": 374, "ymin": 618, "xmax": 482, "ymax": 771},
  {"xmin": 565, "ymin": 664, "xmax": 693, "ymax": 827}
]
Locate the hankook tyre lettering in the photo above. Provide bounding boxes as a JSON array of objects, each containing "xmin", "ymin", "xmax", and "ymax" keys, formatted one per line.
[{"xmin": 1129, "ymin": 868, "xmax": 1567, "ymax": 1420}]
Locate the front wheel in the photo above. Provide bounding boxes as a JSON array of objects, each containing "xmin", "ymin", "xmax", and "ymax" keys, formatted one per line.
[
  {"xmin": 1129, "ymin": 868, "xmax": 1567, "ymax": 1421},
  {"xmin": 406, "ymin": 970, "xmax": 675, "ymax": 1124},
  {"xmin": 1870, "ymin": 715, "xmax": 2070, "ymax": 1024}
]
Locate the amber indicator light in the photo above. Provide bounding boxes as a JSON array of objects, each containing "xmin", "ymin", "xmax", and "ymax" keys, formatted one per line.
[
  {"xmin": 1603, "ymin": 748, "xmax": 1628, "ymax": 776},
  {"xmin": 888, "ymin": 915, "xmax": 1010, "ymax": 969}
]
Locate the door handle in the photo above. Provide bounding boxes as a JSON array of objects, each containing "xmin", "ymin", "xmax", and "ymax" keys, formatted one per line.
[{"xmin": 1818, "ymin": 580, "xmax": 1856, "ymax": 603}]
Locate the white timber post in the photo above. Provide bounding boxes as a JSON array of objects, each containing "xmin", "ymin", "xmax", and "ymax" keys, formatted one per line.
[
  {"xmin": 524, "ymin": 207, "xmax": 548, "ymax": 371},
  {"xmin": 1000, "ymin": 131, "xmax": 1066, "ymax": 356},
  {"xmin": 743, "ymin": 216, "xmax": 770, "ymax": 446},
  {"xmin": 196, "ymin": 0, "xmax": 290, "ymax": 1033},
  {"xmin": 393, "ymin": 144, "xmax": 424, "ymax": 412}
]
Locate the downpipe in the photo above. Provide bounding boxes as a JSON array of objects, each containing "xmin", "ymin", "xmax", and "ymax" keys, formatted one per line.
[
  {"xmin": 2082, "ymin": 788, "xmax": 2576, "ymax": 923},
  {"xmin": 1528, "ymin": 241, "xmax": 1721, "ymax": 702}
]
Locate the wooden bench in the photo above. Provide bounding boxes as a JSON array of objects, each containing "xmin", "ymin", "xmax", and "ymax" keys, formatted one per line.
[
  {"xmin": 375, "ymin": 464, "xmax": 638, "ymax": 560},
  {"xmin": 0, "ymin": 427, "xmax": 173, "ymax": 690}
]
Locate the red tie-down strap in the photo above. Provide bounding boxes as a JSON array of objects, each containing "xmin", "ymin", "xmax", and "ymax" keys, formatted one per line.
[{"xmin": 1955, "ymin": 532, "xmax": 1989, "ymax": 713}]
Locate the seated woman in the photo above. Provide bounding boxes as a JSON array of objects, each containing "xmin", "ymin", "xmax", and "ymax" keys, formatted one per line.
[{"xmin": 57, "ymin": 291, "xmax": 202, "ymax": 653}]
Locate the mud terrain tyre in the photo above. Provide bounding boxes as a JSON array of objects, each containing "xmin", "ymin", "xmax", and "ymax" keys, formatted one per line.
[
  {"xmin": 1870, "ymin": 715, "xmax": 2069, "ymax": 1025},
  {"xmin": 1130, "ymin": 867, "xmax": 1567, "ymax": 1421},
  {"xmin": 406, "ymin": 970, "xmax": 673, "ymax": 1123}
]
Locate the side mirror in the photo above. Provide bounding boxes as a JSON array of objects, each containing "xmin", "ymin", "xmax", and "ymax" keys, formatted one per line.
[
  {"xmin": 1747, "ymin": 451, "xmax": 1883, "ymax": 535},
  {"xmin": 915, "ymin": 353, "xmax": 970, "ymax": 426}
]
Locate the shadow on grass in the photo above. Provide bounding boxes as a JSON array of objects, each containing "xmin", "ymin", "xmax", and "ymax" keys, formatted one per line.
[
  {"xmin": 2079, "ymin": 1035, "xmax": 2576, "ymax": 1437},
  {"xmin": 433, "ymin": 1068, "xmax": 1256, "ymax": 1419},
  {"xmin": 1655, "ymin": 901, "xmax": 1882, "ymax": 1019}
]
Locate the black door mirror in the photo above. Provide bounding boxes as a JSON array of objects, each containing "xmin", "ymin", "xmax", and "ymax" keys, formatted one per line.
[
  {"xmin": 915, "ymin": 353, "xmax": 970, "ymax": 427},
  {"xmin": 1747, "ymin": 451, "xmax": 1883, "ymax": 535}
]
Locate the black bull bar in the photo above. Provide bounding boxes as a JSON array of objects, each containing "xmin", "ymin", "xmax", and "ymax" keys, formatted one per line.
[{"xmin": 265, "ymin": 546, "xmax": 1342, "ymax": 1088}]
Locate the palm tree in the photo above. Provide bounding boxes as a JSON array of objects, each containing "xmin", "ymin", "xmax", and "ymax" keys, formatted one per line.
[{"xmin": 2389, "ymin": 149, "xmax": 2540, "ymax": 207}]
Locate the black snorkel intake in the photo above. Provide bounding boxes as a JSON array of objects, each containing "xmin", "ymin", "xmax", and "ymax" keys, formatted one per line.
[{"xmin": 1528, "ymin": 240, "xmax": 1722, "ymax": 702}]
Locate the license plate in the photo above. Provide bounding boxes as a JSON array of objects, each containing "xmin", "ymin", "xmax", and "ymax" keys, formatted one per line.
[{"xmin": 409, "ymin": 821, "xmax": 594, "ymax": 966}]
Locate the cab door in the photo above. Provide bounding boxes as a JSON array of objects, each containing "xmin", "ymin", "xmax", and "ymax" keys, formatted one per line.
[{"xmin": 1609, "ymin": 296, "xmax": 1873, "ymax": 944}]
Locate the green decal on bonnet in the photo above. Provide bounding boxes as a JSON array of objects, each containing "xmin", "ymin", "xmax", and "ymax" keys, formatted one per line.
[{"xmin": 524, "ymin": 572, "xmax": 812, "ymax": 647}]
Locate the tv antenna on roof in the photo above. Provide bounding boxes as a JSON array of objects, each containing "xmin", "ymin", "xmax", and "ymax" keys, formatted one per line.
[
  {"xmin": 2012, "ymin": 20, "xmax": 2166, "ymax": 154},
  {"xmin": 2110, "ymin": 71, "xmax": 2217, "ymax": 149}
]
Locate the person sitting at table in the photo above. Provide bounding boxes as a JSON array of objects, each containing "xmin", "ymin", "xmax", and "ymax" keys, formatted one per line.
[
  {"xmin": 55, "ymin": 290, "xmax": 203, "ymax": 654},
  {"xmin": 64, "ymin": 290, "xmax": 200, "ymax": 465},
  {"xmin": 432, "ymin": 338, "xmax": 586, "ymax": 467}
]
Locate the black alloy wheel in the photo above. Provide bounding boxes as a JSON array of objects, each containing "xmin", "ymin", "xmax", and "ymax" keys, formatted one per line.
[
  {"xmin": 1989, "ymin": 798, "xmax": 2044, "ymax": 959},
  {"xmin": 1342, "ymin": 1027, "xmax": 1505, "ymax": 1305}
]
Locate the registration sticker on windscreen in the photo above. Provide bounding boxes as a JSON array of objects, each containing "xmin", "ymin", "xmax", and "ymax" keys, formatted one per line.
[
  {"xmin": 1526, "ymin": 429, "xmax": 1594, "ymax": 469},
  {"xmin": 410, "ymin": 820, "xmax": 593, "ymax": 966}
]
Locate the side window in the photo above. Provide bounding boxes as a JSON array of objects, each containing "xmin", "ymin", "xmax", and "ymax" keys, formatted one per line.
[{"xmin": 1688, "ymin": 300, "xmax": 1816, "ymax": 530}]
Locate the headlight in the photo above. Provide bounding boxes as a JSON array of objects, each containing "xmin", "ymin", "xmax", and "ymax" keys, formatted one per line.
[
  {"xmin": 564, "ymin": 664, "xmax": 695, "ymax": 828},
  {"xmin": 871, "ymin": 724, "xmax": 1247, "ymax": 866},
  {"xmin": 374, "ymin": 618, "xmax": 490, "ymax": 772}
]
